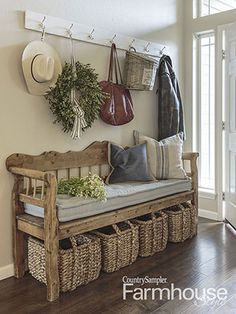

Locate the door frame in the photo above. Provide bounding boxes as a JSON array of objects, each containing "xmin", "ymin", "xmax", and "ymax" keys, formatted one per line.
[{"xmin": 216, "ymin": 25, "xmax": 225, "ymax": 221}]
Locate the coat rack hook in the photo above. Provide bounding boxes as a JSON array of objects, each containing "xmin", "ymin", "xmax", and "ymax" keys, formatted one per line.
[
  {"xmin": 40, "ymin": 16, "xmax": 46, "ymax": 28},
  {"xmin": 145, "ymin": 42, "xmax": 151, "ymax": 52},
  {"xmin": 88, "ymin": 28, "xmax": 95, "ymax": 40},
  {"xmin": 67, "ymin": 23, "xmax": 74, "ymax": 37},
  {"xmin": 129, "ymin": 39, "xmax": 135, "ymax": 50},
  {"xmin": 110, "ymin": 34, "xmax": 117, "ymax": 44},
  {"xmin": 160, "ymin": 46, "xmax": 166, "ymax": 56},
  {"xmin": 39, "ymin": 16, "xmax": 46, "ymax": 41}
]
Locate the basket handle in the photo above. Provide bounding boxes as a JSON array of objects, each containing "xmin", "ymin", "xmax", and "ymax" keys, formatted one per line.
[
  {"xmin": 112, "ymin": 220, "xmax": 135, "ymax": 235},
  {"xmin": 129, "ymin": 46, "xmax": 136, "ymax": 52},
  {"xmin": 112, "ymin": 221, "xmax": 136, "ymax": 267},
  {"xmin": 112, "ymin": 224, "xmax": 121, "ymax": 235}
]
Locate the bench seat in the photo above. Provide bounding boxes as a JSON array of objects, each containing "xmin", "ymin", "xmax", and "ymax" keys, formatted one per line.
[{"xmin": 25, "ymin": 178, "xmax": 192, "ymax": 222}]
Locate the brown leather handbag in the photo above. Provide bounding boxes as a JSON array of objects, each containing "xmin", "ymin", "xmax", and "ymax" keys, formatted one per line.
[{"xmin": 100, "ymin": 43, "xmax": 134, "ymax": 126}]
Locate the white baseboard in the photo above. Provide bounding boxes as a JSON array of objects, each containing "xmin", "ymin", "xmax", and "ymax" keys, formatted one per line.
[
  {"xmin": 0, "ymin": 264, "xmax": 14, "ymax": 281},
  {"xmin": 198, "ymin": 208, "xmax": 219, "ymax": 221}
]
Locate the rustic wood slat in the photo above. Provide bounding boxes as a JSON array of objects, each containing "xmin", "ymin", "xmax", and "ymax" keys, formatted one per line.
[
  {"xmin": 6, "ymin": 141, "xmax": 108, "ymax": 171},
  {"xmin": 8, "ymin": 167, "xmax": 47, "ymax": 180},
  {"xmin": 41, "ymin": 183, "xmax": 45, "ymax": 200},
  {"xmin": 29, "ymin": 178, "xmax": 32, "ymax": 196},
  {"xmin": 26, "ymin": 179, "xmax": 29, "ymax": 196},
  {"xmin": 17, "ymin": 218, "xmax": 44, "ymax": 240},
  {"xmin": 19, "ymin": 194, "xmax": 44, "ymax": 207},
  {"xmin": 33, "ymin": 180, "xmax": 37, "ymax": 198},
  {"xmin": 17, "ymin": 214, "xmax": 44, "ymax": 227}
]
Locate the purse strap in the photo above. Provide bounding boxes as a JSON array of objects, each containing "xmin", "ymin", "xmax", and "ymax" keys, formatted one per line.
[{"xmin": 108, "ymin": 43, "xmax": 123, "ymax": 84}]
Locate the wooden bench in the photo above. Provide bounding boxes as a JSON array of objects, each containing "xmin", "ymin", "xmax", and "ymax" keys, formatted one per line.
[{"xmin": 6, "ymin": 141, "xmax": 199, "ymax": 302}]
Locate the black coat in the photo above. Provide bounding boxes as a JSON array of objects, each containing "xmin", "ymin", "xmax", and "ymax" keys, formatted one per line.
[{"xmin": 157, "ymin": 55, "xmax": 185, "ymax": 141}]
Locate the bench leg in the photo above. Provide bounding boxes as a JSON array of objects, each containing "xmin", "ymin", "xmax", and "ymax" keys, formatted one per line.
[
  {"xmin": 44, "ymin": 173, "xmax": 60, "ymax": 302},
  {"xmin": 45, "ymin": 235, "xmax": 59, "ymax": 302},
  {"xmin": 13, "ymin": 228, "xmax": 26, "ymax": 278},
  {"xmin": 12, "ymin": 176, "xmax": 26, "ymax": 278}
]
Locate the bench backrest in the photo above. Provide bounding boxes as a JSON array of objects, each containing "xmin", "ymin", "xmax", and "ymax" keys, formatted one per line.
[{"xmin": 6, "ymin": 141, "xmax": 109, "ymax": 179}]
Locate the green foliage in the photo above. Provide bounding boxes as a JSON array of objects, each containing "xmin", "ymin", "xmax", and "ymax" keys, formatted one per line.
[
  {"xmin": 45, "ymin": 62, "xmax": 106, "ymax": 133},
  {"xmin": 57, "ymin": 174, "xmax": 107, "ymax": 201}
]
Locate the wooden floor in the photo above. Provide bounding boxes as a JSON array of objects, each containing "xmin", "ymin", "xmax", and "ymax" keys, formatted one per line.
[{"xmin": 0, "ymin": 218, "xmax": 236, "ymax": 314}]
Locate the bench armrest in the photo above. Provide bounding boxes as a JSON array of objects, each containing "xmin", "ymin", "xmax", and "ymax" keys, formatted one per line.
[
  {"xmin": 182, "ymin": 152, "xmax": 199, "ymax": 161},
  {"xmin": 182, "ymin": 152, "xmax": 199, "ymax": 210},
  {"xmin": 9, "ymin": 167, "xmax": 57, "ymax": 209},
  {"xmin": 9, "ymin": 167, "xmax": 48, "ymax": 181}
]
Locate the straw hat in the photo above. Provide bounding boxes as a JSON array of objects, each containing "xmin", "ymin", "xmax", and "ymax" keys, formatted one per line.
[{"xmin": 22, "ymin": 40, "xmax": 62, "ymax": 95}]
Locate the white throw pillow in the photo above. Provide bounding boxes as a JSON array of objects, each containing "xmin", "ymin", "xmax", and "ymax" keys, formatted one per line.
[{"xmin": 134, "ymin": 131, "xmax": 187, "ymax": 179}]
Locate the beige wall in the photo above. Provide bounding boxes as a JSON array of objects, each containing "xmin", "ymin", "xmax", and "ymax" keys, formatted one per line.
[
  {"xmin": 183, "ymin": 1, "xmax": 236, "ymax": 215},
  {"xmin": 0, "ymin": 1, "xmax": 184, "ymax": 271}
]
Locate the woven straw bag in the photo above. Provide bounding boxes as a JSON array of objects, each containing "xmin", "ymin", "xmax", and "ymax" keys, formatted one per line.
[
  {"xmin": 28, "ymin": 234, "xmax": 101, "ymax": 292},
  {"xmin": 124, "ymin": 49, "xmax": 159, "ymax": 91},
  {"xmin": 133, "ymin": 211, "xmax": 168, "ymax": 257},
  {"xmin": 164, "ymin": 203, "xmax": 197, "ymax": 243},
  {"xmin": 92, "ymin": 221, "xmax": 139, "ymax": 273}
]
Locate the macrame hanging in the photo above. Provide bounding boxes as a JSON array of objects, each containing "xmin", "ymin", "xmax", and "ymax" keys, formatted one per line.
[{"xmin": 69, "ymin": 34, "xmax": 87, "ymax": 139}]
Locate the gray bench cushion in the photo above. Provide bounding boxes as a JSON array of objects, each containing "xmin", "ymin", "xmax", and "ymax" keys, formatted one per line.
[{"xmin": 24, "ymin": 179, "xmax": 192, "ymax": 222}]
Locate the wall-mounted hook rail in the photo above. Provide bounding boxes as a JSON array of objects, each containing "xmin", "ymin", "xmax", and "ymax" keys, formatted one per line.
[{"xmin": 25, "ymin": 10, "xmax": 167, "ymax": 56}]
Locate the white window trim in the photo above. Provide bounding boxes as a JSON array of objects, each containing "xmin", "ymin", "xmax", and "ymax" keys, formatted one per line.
[
  {"xmin": 194, "ymin": 30, "xmax": 217, "ymax": 199},
  {"xmin": 194, "ymin": 0, "xmax": 236, "ymax": 18},
  {"xmin": 199, "ymin": 188, "xmax": 217, "ymax": 200}
]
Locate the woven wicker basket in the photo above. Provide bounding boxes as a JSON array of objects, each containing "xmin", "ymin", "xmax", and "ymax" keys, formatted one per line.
[
  {"xmin": 28, "ymin": 234, "xmax": 101, "ymax": 292},
  {"xmin": 164, "ymin": 203, "xmax": 197, "ymax": 243},
  {"xmin": 92, "ymin": 221, "xmax": 139, "ymax": 273},
  {"xmin": 124, "ymin": 50, "xmax": 159, "ymax": 91},
  {"xmin": 133, "ymin": 211, "xmax": 168, "ymax": 257}
]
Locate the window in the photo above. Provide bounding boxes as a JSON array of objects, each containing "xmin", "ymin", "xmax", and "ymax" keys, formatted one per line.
[
  {"xmin": 194, "ymin": 0, "xmax": 236, "ymax": 17},
  {"xmin": 195, "ymin": 33, "xmax": 215, "ymax": 192}
]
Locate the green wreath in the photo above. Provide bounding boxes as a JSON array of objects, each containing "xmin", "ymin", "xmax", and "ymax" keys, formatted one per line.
[{"xmin": 45, "ymin": 62, "xmax": 106, "ymax": 134}]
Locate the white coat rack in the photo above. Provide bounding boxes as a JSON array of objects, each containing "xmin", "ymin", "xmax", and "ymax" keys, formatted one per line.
[{"xmin": 24, "ymin": 11, "xmax": 167, "ymax": 57}]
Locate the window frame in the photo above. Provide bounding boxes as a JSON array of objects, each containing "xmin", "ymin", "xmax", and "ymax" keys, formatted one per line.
[
  {"xmin": 194, "ymin": 0, "xmax": 236, "ymax": 18},
  {"xmin": 194, "ymin": 30, "xmax": 216, "ymax": 196}
]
